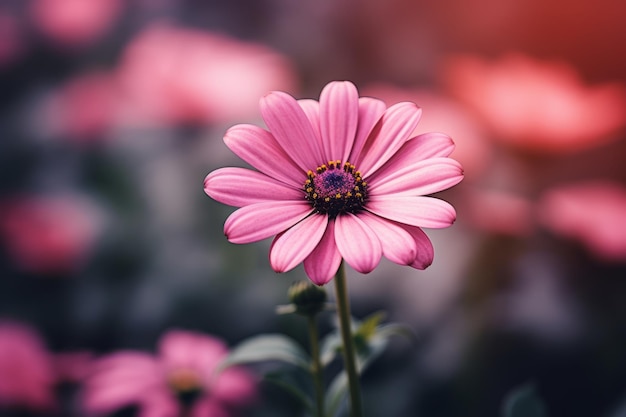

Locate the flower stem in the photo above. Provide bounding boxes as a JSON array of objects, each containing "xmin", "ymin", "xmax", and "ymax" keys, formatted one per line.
[
  {"xmin": 307, "ymin": 314, "xmax": 325, "ymax": 417},
  {"xmin": 333, "ymin": 262, "xmax": 363, "ymax": 417}
]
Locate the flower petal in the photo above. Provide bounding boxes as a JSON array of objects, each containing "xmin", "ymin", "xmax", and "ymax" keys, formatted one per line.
[
  {"xmin": 298, "ymin": 99, "xmax": 321, "ymax": 143},
  {"xmin": 204, "ymin": 168, "xmax": 304, "ymax": 207},
  {"xmin": 224, "ymin": 201, "xmax": 312, "ymax": 244},
  {"xmin": 348, "ymin": 97, "xmax": 386, "ymax": 164},
  {"xmin": 260, "ymin": 91, "xmax": 324, "ymax": 171},
  {"xmin": 269, "ymin": 214, "xmax": 328, "ymax": 273},
  {"xmin": 319, "ymin": 81, "xmax": 359, "ymax": 162},
  {"xmin": 368, "ymin": 157, "xmax": 464, "ymax": 196},
  {"xmin": 403, "ymin": 225, "xmax": 434, "ymax": 269},
  {"xmin": 358, "ymin": 212, "xmax": 417, "ymax": 265},
  {"xmin": 223, "ymin": 125, "xmax": 304, "ymax": 187},
  {"xmin": 334, "ymin": 213, "xmax": 382, "ymax": 273},
  {"xmin": 368, "ymin": 132, "xmax": 456, "ymax": 182},
  {"xmin": 303, "ymin": 219, "xmax": 342, "ymax": 285},
  {"xmin": 357, "ymin": 102, "xmax": 422, "ymax": 177},
  {"xmin": 83, "ymin": 354, "xmax": 166, "ymax": 414},
  {"xmin": 366, "ymin": 195, "xmax": 456, "ymax": 228}
]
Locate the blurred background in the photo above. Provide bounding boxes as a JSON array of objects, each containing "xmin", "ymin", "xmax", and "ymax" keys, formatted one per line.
[{"xmin": 1, "ymin": 0, "xmax": 626, "ymax": 416}]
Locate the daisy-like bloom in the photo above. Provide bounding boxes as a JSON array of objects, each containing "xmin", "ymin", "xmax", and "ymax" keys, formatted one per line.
[
  {"xmin": 204, "ymin": 81, "xmax": 464, "ymax": 285},
  {"xmin": 0, "ymin": 320, "xmax": 56, "ymax": 412},
  {"xmin": 82, "ymin": 330, "xmax": 256, "ymax": 417}
]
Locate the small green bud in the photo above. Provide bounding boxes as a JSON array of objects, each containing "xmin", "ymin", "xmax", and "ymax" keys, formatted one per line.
[{"xmin": 288, "ymin": 281, "xmax": 327, "ymax": 316}]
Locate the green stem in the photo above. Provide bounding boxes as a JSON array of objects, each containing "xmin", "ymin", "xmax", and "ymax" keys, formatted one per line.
[
  {"xmin": 308, "ymin": 314, "xmax": 325, "ymax": 417},
  {"xmin": 333, "ymin": 262, "xmax": 363, "ymax": 417}
]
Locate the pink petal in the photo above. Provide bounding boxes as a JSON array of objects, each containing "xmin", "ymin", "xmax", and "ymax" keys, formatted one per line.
[
  {"xmin": 368, "ymin": 157, "xmax": 464, "ymax": 196},
  {"xmin": 190, "ymin": 399, "xmax": 229, "ymax": 417},
  {"xmin": 334, "ymin": 214, "xmax": 382, "ymax": 273},
  {"xmin": 368, "ymin": 132, "xmax": 456, "ymax": 182},
  {"xmin": 298, "ymin": 98, "xmax": 321, "ymax": 143},
  {"xmin": 357, "ymin": 102, "xmax": 422, "ymax": 177},
  {"xmin": 211, "ymin": 367, "xmax": 257, "ymax": 405},
  {"xmin": 357, "ymin": 212, "xmax": 417, "ymax": 265},
  {"xmin": 348, "ymin": 97, "xmax": 386, "ymax": 164},
  {"xmin": 319, "ymin": 81, "xmax": 359, "ymax": 162},
  {"xmin": 366, "ymin": 195, "xmax": 456, "ymax": 228},
  {"xmin": 269, "ymin": 214, "xmax": 328, "ymax": 273},
  {"xmin": 158, "ymin": 330, "xmax": 227, "ymax": 374},
  {"xmin": 138, "ymin": 394, "xmax": 180, "ymax": 417},
  {"xmin": 260, "ymin": 91, "xmax": 324, "ymax": 171},
  {"xmin": 224, "ymin": 201, "xmax": 312, "ymax": 244},
  {"xmin": 402, "ymin": 225, "xmax": 435, "ymax": 269},
  {"xmin": 83, "ymin": 354, "xmax": 165, "ymax": 413},
  {"xmin": 303, "ymin": 219, "xmax": 342, "ymax": 285},
  {"xmin": 204, "ymin": 168, "xmax": 304, "ymax": 207},
  {"xmin": 223, "ymin": 125, "xmax": 304, "ymax": 187}
]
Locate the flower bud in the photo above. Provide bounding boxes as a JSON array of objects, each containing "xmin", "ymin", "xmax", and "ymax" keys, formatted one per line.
[{"xmin": 288, "ymin": 281, "xmax": 327, "ymax": 316}]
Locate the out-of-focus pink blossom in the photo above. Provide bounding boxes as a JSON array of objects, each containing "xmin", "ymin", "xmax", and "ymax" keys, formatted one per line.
[
  {"xmin": 0, "ymin": 195, "xmax": 103, "ymax": 274},
  {"xmin": 39, "ymin": 72, "xmax": 122, "ymax": 141},
  {"xmin": 363, "ymin": 84, "xmax": 491, "ymax": 179},
  {"xmin": 460, "ymin": 187, "xmax": 534, "ymax": 237},
  {"xmin": 443, "ymin": 53, "xmax": 626, "ymax": 154},
  {"xmin": 29, "ymin": 0, "xmax": 122, "ymax": 48},
  {"xmin": 0, "ymin": 9, "xmax": 26, "ymax": 67},
  {"xmin": 0, "ymin": 321, "xmax": 56, "ymax": 411},
  {"xmin": 53, "ymin": 351, "xmax": 93, "ymax": 384},
  {"xmin": 83, "ymin": 330, "xmax": 256, "ymax": 417},
  {"xmin": 537, "ymin": 181, "xmax": 626, "ymax": 262},
  {"xmin": 115, "ymin": 23, "xmax": 298, "ymax": 126}
]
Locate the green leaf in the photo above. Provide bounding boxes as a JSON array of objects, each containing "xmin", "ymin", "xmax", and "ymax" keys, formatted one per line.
[
  {"xmin": 375, "ymin": 323, "xmax": 417, "ymax": 344},
  {"xmin": 220, "ymin": 334, "xmax": 311, "ymax": 371},
  {"xmin": 502, "ymin": 383, "xmax": 548, "ymax": 417},
  {"xmin": 320, "ymin": 331, "xmax": 342, "ymax": 367},
  {"xmin": 325, "ymin": 371, "xmax": 348, "ymax": 417},
  {"xmin": 355, "ymin": 311, "xmax": 387, "ymax": 340},
  {"xmin": 264, "ymin": 371, "xmax": 314, "ymax": 414}
]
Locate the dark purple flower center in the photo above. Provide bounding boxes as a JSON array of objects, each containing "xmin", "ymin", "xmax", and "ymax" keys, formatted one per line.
[{"xmin": 304, "ymin": 160, "xmax": 368, "ymax": 218}]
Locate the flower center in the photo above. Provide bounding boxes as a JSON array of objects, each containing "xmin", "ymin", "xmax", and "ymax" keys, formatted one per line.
[
  {"xmin": 168, "ymin": 368, "xmax": 204, "ymax": 407},
  {"xmin": 304, "ymin": 160, "xmax": 367, "ymax": 218}
]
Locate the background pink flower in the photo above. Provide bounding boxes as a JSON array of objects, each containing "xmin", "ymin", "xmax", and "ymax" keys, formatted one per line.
[
  {"xmin": 443, "ymin": 53, "xmax": 626, "ymax": 154},
  {"xmin": 38, "ymin": 71, "xmax": 122, "ymax": 141},
  {"xmin": 0, "ymin": 195, "xmax": 103, "ymax": 274},
  {"xmin": 0, "ymin": 9, "xmax": 26, "ymax": 68},
  {"xmin": 537, "ymin": 181, "xmax": 626, "ymax": 262},
  {"xmin": 29, "ymin": 0, "xmax": 123, "ymax": 48},
  {"xmin": 83, "ymin": 330, "xmax": 257, "ymax": 417},
  {"xmin": 0, "ymin": 320, "xmax": 56, "ymax": 411},
  {"xmin": 115, "ymin": 23, "xmax": 298, "ymax": 126}
]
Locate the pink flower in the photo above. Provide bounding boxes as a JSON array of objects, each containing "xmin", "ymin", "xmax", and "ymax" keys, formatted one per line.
[
  {"xmin": 29, "ymin": 0, "xmax": 122, "ymax": 48},
  {"xmin": 0, "ymin": 321, "xmax": 56, "ymax": 411},
  {"xmin": 83, "ymin": 330, "xmax": 256, "ymax": 417},
  {"xmin": 38, "ymin": 71, "xmax": 122, "ymax": 141},
  {"xmin": 0, "ymin": 9, "xmax": 26, "ymax": 67},
  {"xmin": 0, "ymin": 195, "xmax": 103, "ymax": 274},
  {"xmin": 459, "ymin": 187, "xmax": 534, "ymax": 237},
  {"xmin": 537, "ymin": 181, "xmax": 626, "ymax": 262},
  {"xmin": 443, "ymin": 53, "xmax": 626, "ymax": 154},
  {"xmin": 115, "ymin": 23, "xmax": 298, "ymax": 125},
  {"xmin": 204, "ymin": 81, "xmax": 464, "ymax": 285}
]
